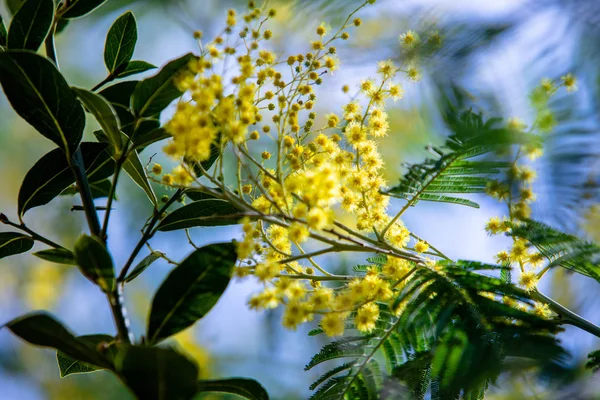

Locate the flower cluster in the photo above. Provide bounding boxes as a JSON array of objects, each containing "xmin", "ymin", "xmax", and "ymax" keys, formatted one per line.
[
  {"xmin": 485, "ymin": 75, "xmax": 577, "ymax": 318},
  {"xmin": 149, "ymin": 1, "xmax": 448, "ymax": 336}
]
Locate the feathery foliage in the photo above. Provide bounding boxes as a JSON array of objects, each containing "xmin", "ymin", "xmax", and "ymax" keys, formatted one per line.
[
  {"xmin": 510, "ymin": 219, "xmax": 600, "ymax": 283},
  {"xmin": 386, "ymin": 104, "xmax": 539, "ymax": 209},
  {"xmin": 307, "ymin": 258, "xmax": 567, "ymax": 399}
]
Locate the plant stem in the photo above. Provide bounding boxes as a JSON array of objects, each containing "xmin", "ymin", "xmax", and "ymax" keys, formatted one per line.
[
  {"xmin": 533, "ymin": 289, "xmax": 600, "ymax": 338},
  {"xmin": 71, "ymin": 148, "xmax": 102, "ymax": 237},
  {"xmin": 100, "ymin": 157, "xmax": 125, "ymax": 240},
  {"xmin": 117, "ymin": 189, "xmax": 183, "ymax": 282},
  {"xmin": 107, "ymin": 285, "xmax": 132, "ymax": 343},
  {"xmin": 276, "ymin": 273, "xmax": 353, "ymax": 281},
  {"xmin": 0, "ymin": 215, "xmax": 65, "ymax": 249},
  {"xmin": 91, "ymin": 73, "xmax": 116, "ymax": 92},
  {"xmin": 44, "ymin": 23, "xmax": 58, "ymax": 67}
]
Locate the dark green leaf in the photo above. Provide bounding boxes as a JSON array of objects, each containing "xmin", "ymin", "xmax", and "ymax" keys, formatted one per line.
[
  {"xmin": 131, "ymin": 53, "xmax": 196, "ymax": 117},
  {"xmin": 184, "ymin": 188, "xmax": 221, "ymax": 202},
  {"xmin": 115, "ymin": 346, "xmax": 198, "ymax": 400},
  {"xmin": 98, "ymin": 80, "xmax": 138, "ymax": 108},
  {"xmin": 73, "ymin": 234, "xmax": 115, "ymax": 292},
  {"xmin": 0, "ymin": 51, "xmax": 85, "ymax": 159},
  {"xmin": 57, "ymin": 334, "xmax": 115, "ymax": 377},
  {"xmin": 33, "ymin": 248, "xmax": 76, "ymax": 265},
  {"xmin": 157, "ymin": 199, "xmax": 244, "ymax": 232},
  {"xmin": 6, "ymin": 0, "xmax": 25, "ymax": 15},
  {"xmin": 122, "ymin": 150, "xmax": 157, "ymax": 205},
  {"xmin": 104, "ymin": 11, "xmax": 137, "ymax": 75},
  {"xmin": 0, "ymin": 13, "xmax": 9, "ymax": 47},
  {"xmin": 6, "ymin": 0, "xmax": 53, "ymax": 51},
  {"xmin": 55, "ymin": 17, "xmax": 69, "ymax": 35},
  {"xmin": 72, "ymin": 87, "xmax": 122, "ymax": 152},
  {"xmin": 124, "ymin": 251, "xmax": 163, "ymax": 283},
  {"xmin": 0, "ymin": 232, "xmax": 33, "ymax": 259},
  {"xmin": 61, "ymin": 0, "xmax": 107, "ymax": 19},
  {"xmin": 18, "ymin": 142, "xmax": 113, "ymax": 217},
  {"xmin": 197, "ymin": 378, "xmax": 269, "ymax": 400},
  {"xmin": 147, "ymin": 242, "xmax": 237, "ymax": 344},
  {"xmin": 5, "ymin": 312, "xmax": 112, "ymax": 369},
  {"xmin": 132, "ymin": 126, "xmax": 170, "ymax": 151},
  {"xmin": 89, "ymin": 179, "xmax": 114, "ymax": 199},
  {"xmin": 117, "ymin": 60, "xmax": 156, "ymax": 78}
]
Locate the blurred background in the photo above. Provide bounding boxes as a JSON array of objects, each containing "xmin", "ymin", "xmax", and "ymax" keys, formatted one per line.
[{"xmin": 1, "ymin": 0, "xmax": 600, "ymax": 398}]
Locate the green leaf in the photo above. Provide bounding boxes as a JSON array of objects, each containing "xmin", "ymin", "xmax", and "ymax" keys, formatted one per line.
[
  {"xmin": 89, "ymin": 179, "xmax": 114, "ymax": 199},
  {"xmin": 72, "ymin": 87, "xmax": 122, "ymax": 152},
  {"xmin": 184, "ymin": 188, "xmax": 221, "ymax": 202},
  {"xmin": 197, "ymin": 378, "xmax": 269, "ymax": 400},
  {"xmin": 104, "ymin": 11, "xmax": 137, "ymax": 75},
  {"xmin": 73, "ymin": 234, "xmax": 115, "ymax": 292},
  {"xmin": 61, "ymin": 0, "xmax": 107, "ymax": 19},
  {"xmin": 124, "ymin": 251, "xmax": 163, "ymax": 283},
  {"xmin": 157, "ymin": 199, "xmax": 244, "ymax": 232},
  {"xmin": 33, "ymin": 248, "xmax": 76, "ymax": 265},
  {"xmin": 116, "ymin": 60, "xmax": 156, "ymax": 78},
  {"xmin": 5, "ymin": 312, "xmax": 112, "ymax": 369},
  {"xmin": 98, "ymin": 80, "xmax": 137, "ymax": 135},
  {"xmin": 115, "ymin": 346, "xmax": 198, "ymax": 400},
  {"xmin": 385, "ymin": 107, "xmax": 531, "ymax": 209},
  {"xmin": 18, "ymin": 142, "xmax": 114, "ymax": 217},
  {"xmin": 6, "ymin": 0, "xmax": 53, "ymax": 51},
  {"xmin": 131, "ymin": 53, "xmax": 196, "ymax": 118},
  {"xmin": 132, "ymin": 127, "xmax": 170, "ymax": 151},
  {"xmin": 99, "ymin": 80, "xmax": 138, "ymax": 108},
  {"xmin": 57, "ymin": 334, "xmax": 115, "ymax": 377},
  {"xmin": 122, "ymin": 149, "xmax": 157, "ymax": 205},
  {"xmin": 147, "ymin": 242, "xmax": 237, "ymax": 344},
  {"xmin": 0, "ymin": 13, "xmax": 9, "ymax": 47},
  {"xmin": 0, "ymin": 51, "xmax": 85, "ymax": 159},
  {"xmin": 0, "ymin": 232, "xmax": 33, "ymax": 259},
  {"xmin": 6, "ymin": 0, "xmax": 25, "ymax": 15}
]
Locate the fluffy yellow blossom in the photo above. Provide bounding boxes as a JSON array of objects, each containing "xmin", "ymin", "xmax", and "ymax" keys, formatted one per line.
[
  {"xmin": 414, "ymin": 240, "xmax": 429, "ymax": 253},
  {"xmin": 321, "ymin": 313, "xmax": 347, "ymax": 337},
  {"xmin": 399, "ymin": 30, "xmax": 419, "ymax": 48},
  {"xmin": 355, "ymin": 303, "xmax": 379, "ymax": 332},
  {"xmin": 518, "ymin": 271, "xmax": 539, "ymax": 291}
]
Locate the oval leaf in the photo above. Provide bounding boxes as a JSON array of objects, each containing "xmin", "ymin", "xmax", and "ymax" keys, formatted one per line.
[
  {"xmin": 61, "ymin": 0, "xmax": 107, "ymax": 19},
  {"xmin": 104, "ymin": 11, "xmax": 137, "ymax": 75},
  {"xmin": 99, "ymin": 80, "xmax": 139, "ymax": 108},
  {"xmin": 117, "ymin": 60, "xmax": 156, "ymax": 79},
  {"xmin": 131, "ymin": 53, "xmax": 196, "ymax": 117},
  {"xmin": 33, "ymin": 248, "xmax": 76, "ymax": 265},
  {"xmin": 184, "ymin": 188, "xmax": 221, "ymax": 202},
  {"xmin": 197, "ymin": 378, "xmax": 269, "ymax": 400},
  {"xmin": 18, "ymin": 142, "xmax": 114, "ymax": 217},
  {"xmin": 124, "ymin": 251, "xmax": 163, "ymax": 283},
  {"xmin": 132, "ymin": 127, "xmax": 170, "ymax": 151},
  {"xmin": 73, "ymin": 234, "xmax": 115, "ymax": 292},
  {"xmin": 57, "ymin": 334, "xmax": 116, "ymax": 377},
  {"xmin": 157, "ymin": 199, "xmax": 244, "ymax": 232},
  {"xmin": 5, "ymin": 312, "xmax": 112, "ymax": 369},
  {"xmin": 146, "ymin": 242, "xmax": 237, "ymax": 344},
  {"xmin": 0, "ymin": 232, "xmax": 33, "ymax": 259},
  {"xmin": 122, "ymin": 149, "xmax": 157, "ymax": 205},
  {"xmin": 115, "ymin": 346, "xmax": 198, "ymax": 400},
  {"xmin": 7, "ymin": 0, "xmax": 54, "ymax": 51},
  {"xmin": 73, "ymin": 87, "xmax": 122, "ymax": 152},
  {"xmin": 0, "ymin": 51, "xmax": 85, "ymax": 159}
]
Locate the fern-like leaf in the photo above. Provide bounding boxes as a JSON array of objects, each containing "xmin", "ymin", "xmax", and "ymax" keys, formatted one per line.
[
  {"xmin": 385, "ymin": 106, "xmax": 539, "ymax": 209},
  {"xmin": 510, "ymin": 219, "xmax": 600, "ymax": 282},
  {"xmin": 308, "ymin": 260, "xmax": 567, "ymax": 400}
]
